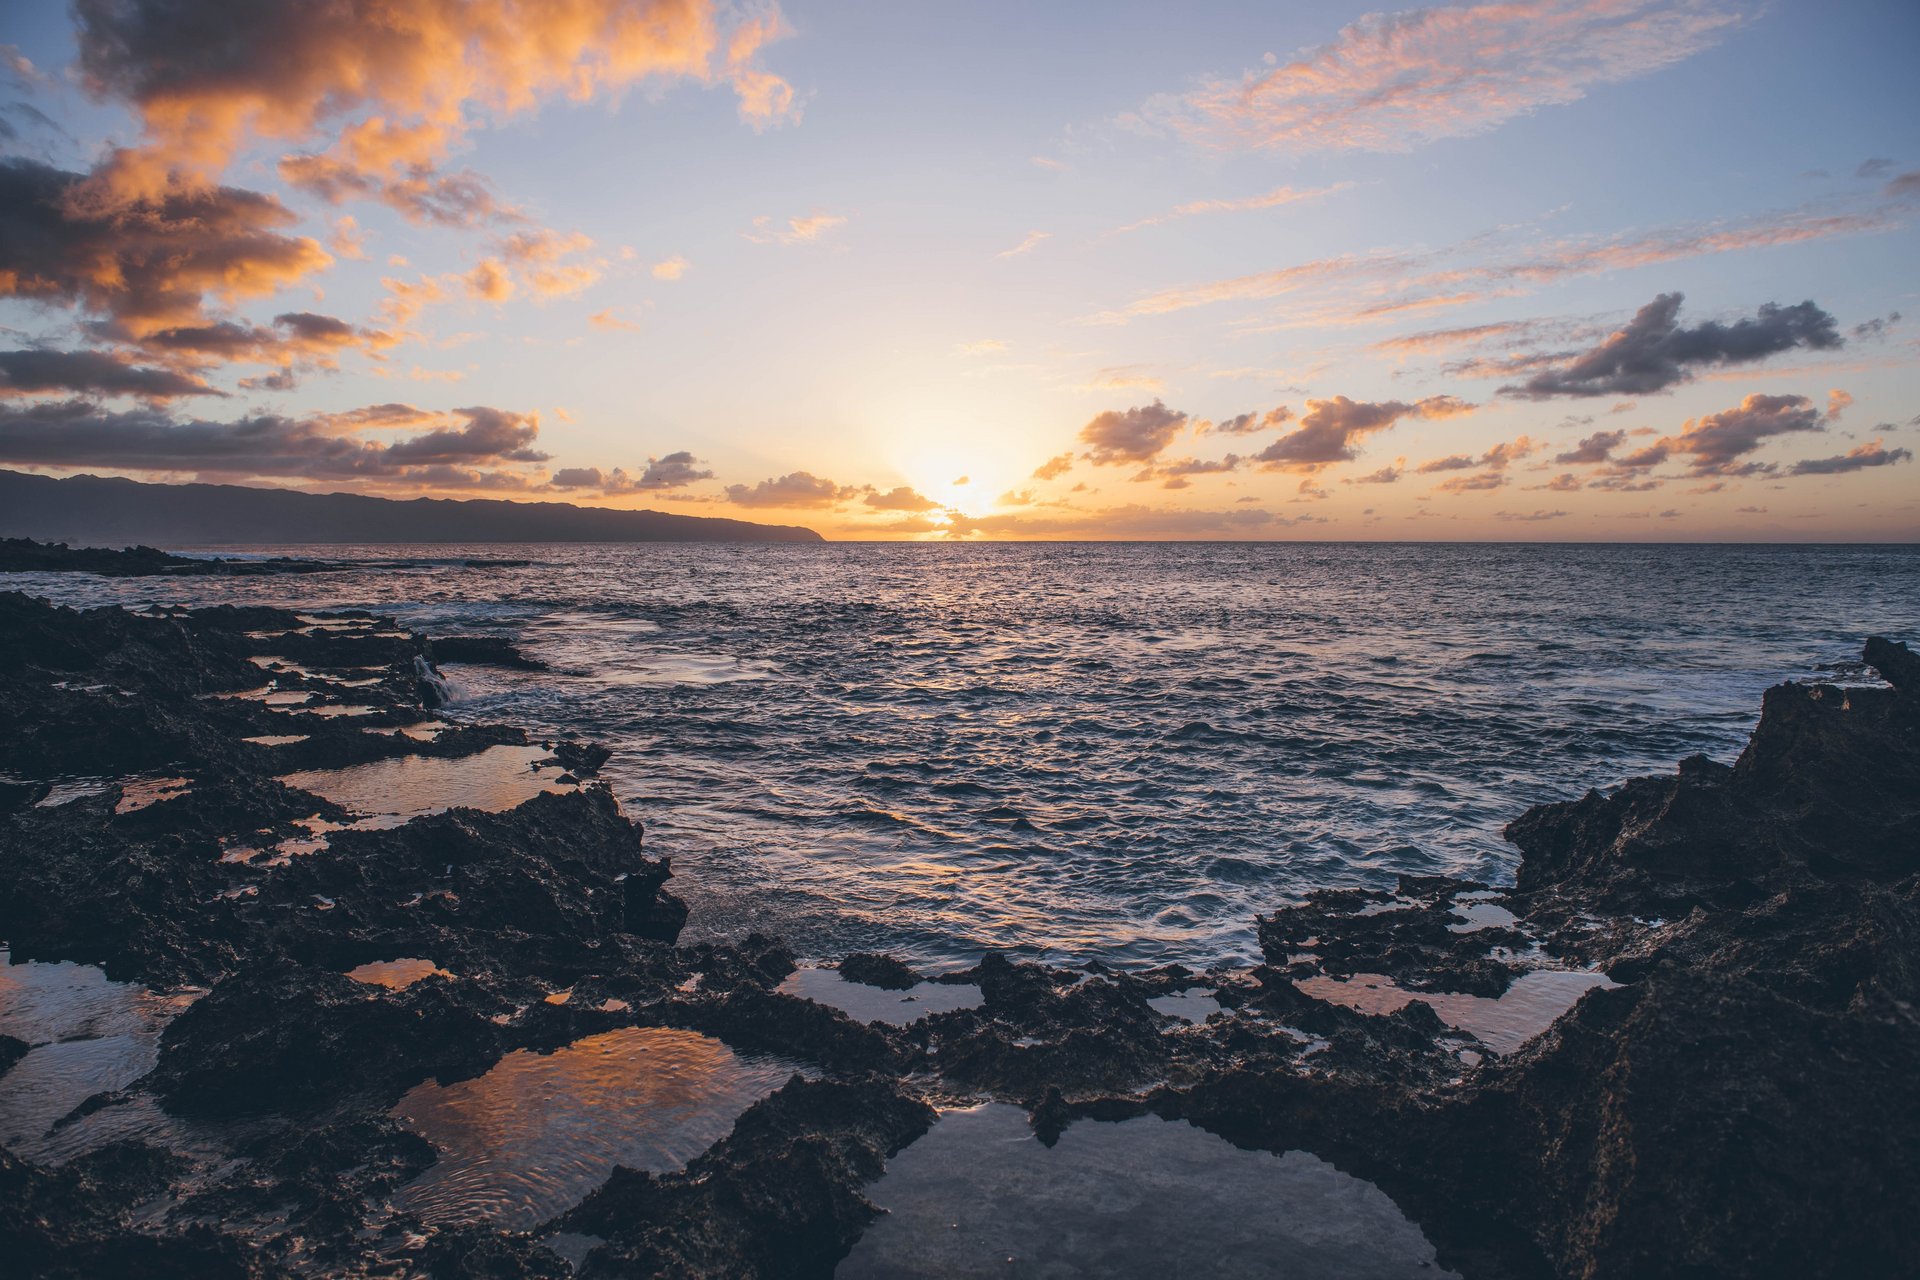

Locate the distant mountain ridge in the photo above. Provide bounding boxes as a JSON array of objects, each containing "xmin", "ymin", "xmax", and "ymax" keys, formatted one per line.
[{"xmin": 0, "ymin": 470, "xmax": 824, "ymax": 545}]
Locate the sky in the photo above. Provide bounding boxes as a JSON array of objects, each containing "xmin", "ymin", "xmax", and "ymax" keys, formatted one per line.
[{"xmin": 0, "ymin": 0, "xmax": 1916, "ymax": 540}]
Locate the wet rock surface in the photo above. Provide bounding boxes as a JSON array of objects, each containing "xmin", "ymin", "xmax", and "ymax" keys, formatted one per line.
[{"xmin": 1, "ymin": 579, "xmax": 1914, "ymax": 1278}]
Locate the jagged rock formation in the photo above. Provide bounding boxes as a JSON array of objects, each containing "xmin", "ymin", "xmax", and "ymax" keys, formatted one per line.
[{"xmin": 0, "ymin": 586, "xmax": 1912, "ymax": 1278}]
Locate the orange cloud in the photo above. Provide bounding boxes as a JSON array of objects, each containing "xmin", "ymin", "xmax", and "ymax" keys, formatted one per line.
[
  {"xmin": 0, "ymin": 159, "xmax": 332, "ymax": 339},
  {"xmin": 997, "ymin": 230, "xmax": 1050, "ymax": 258},
  {"xmin": 463, "ymin": 258, "xmax": 514, "ymax": 303},
  {"xmin": 73, "ymin": 0, "xmax": 797, "ymax": 206},
  {"xmin": 589, "ymin": 309, "xmax": 643, "ymax": 332}
]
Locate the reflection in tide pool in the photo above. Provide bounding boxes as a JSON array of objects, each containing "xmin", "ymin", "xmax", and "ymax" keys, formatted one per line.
[
  {"xmin": 391, "ymin": 1027, "xmax": 798, "ymax": 1230},
  {"xmin": 0, "ymin": 949, "xmax": 203, "ymax": 1162},
  {"xmin": 778, "ymin": 966, "xmax": 982, "ymax": 1026},
  {"xmin": 278, "ymin": 743, "xmax": 573, "ymax": 824},
  {"xmin": 839, "ymin": 1104, "xmax": 1456, "ymax": 1279},
  {"xmin": 1296, "ymin": 969, "xmax": 1618, "ymax": 1055},
  {"xmin": 1147, "ymin": 986, "xmax": 1223, "ymax": 1024},
  {"xmin": 345, "ymin": 958, "xmax": 451, "ymax": 989}
]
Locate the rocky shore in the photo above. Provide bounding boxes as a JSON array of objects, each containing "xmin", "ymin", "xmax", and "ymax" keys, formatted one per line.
[
  {"xmin": 0, "ymin": 538, "xmax": 546, "ymax": 580},
  {"xmin": 1, "ymin": 579, "xmax": 1914, "ymax": 1278}
]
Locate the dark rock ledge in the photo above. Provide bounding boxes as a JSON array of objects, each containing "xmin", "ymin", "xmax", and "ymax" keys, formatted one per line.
[
  {"xmin": 0, "ymin": 586, "xmax": 1914, "ymax": 1279},
  {"xmin": 0, "ymin": 536, "xmax": 546, "ymax": 584}
]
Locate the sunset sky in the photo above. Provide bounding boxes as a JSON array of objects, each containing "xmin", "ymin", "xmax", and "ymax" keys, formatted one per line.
[{"xmin": 1, "ymin": 0, "xmax": 1915, "ymax": 539}]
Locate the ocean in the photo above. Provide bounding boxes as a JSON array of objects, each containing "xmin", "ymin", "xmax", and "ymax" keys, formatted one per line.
[{"xmin": 7, "ymin": 541, "xmax": 1916, "ymax": 970}]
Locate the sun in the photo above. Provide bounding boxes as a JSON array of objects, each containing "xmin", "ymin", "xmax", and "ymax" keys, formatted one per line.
[{"xmin": 897, "ymin": 444, "xmax": 995, "ymax": 515}]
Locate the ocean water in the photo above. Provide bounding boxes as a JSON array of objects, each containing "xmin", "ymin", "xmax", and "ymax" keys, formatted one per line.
[{"xmin": 7, "ymin": 542, "xmax": 1917, "ymax": 970}]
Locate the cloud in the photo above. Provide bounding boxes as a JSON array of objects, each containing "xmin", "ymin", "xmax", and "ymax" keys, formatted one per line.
[
  {"xmin": 955, "ymin": 339, "xmax": 1007, "ymax": 356},
  {"xmin": 944, "ymin": 504, "xmax": 1317, "ymax": 539},
  {"xmin": 1210, "ymin": 406, "xmax": 1292, "ymax": 435},
  {"xmin": 329, "ymin": 215, "xmax": 367, "ymax": 259},
  {"xmin": 0, "ymin": 349, "xmax": 222, "ymax": 399},
  {"xmin": 1661, "ymin": 392, "xmax": 1825, "ymax": 475},
  {"xmin": 1411, "ymin": 435, "xmax": 1540, "ymax": 488},
  {"xmin": 1478, "ymin": 437, "xmax": 1537, "ymax": 470},
  {"xmin": 1144, "ymin": 0, "xmax": 1744, "ymax": 156},
  {"xmin": 1078, "ymin": 399, "xmax": 1190, "ymax": 463},
  {"xmin": 1253, "ymin": 394, "xmax": 1472, "ymax": 471},
  {"xmin": 0, "ymin": 158, "xmax": 331, "ymax": 339},
  {"xmin": 745, "ymin": 213, "xmax": 847, "ymax": 245},
  {"xmin": 0, "ymin": 398, "xmax": 545, "ymax": 481},
  {"xmin": 1494, "ymin": 509, "xmax": 1569, "ymax": 521},
  {"xmin": 631, "ymin": 451, "xmax": 715, "ymax": 490},
  {"xmin": 1371, "ymin": 319, "xmax": 1543, "ymax": 356},
  {"xmin": 1134, "ymin": 455, "xmax": 1242, "ymax": 488},
  {"xmin": 1825, "ymin": 388, "xmax": 1853, "ymax": 420},
  {"xmin": 495, "ymin": 228, "xmax": 601, "ymax": 297},
  {"xmin": 1554, "ymin": 428, "xmax": 1627, "ymax": 464},
  {"xmin": 71, "ymin": 0, "xmax": 795, "ymax": 208},
  {"xmin": 864, "ymin": 485, "xmax": 940, "ymax": 512},
  {"xmin": 997, "ymin": 231, "xmax": 1050, "ymax": 258},
  {"xmin": 1887, "ymin": 171, "xmax": 1920, "ymax": 198},
  {"xmin": 1078, "ymin": 365, "xmax": 1164, "ymax": 393},
  {"xmin": 1504, "ymin": 292, "xmax": 1842, "ymax": 398},
  {"xmin": 463, "ymin": 258, "xmax": 513, "ymax": 302},
  {"xmin": 549, "ymin": 451, "xmax": 713, "ymax": 492},
  {"xmin": 1096, "ymin": 206, "xmax": 1888, "ymax": 326},
  {"xmin": 1534, "ymin": 473, "xmax": 1583, "ymax": 491},
  {"xmin": 106, "ymin": 310, "xmax": 393, "ymax": 371},
  {"xmin": 378, "ymin": 405, "xmax": 543, "ymax": 464},
  {"xmin": 589, "ymin": 309, "xmax": 643, "ymax": 332},
  {"xmin": 1115, "ymin": 182, "xmax": 1352, "ymax": 233},
  {"xmin": 1032, "ymin": 452, "xmax": 1074, "ymax": 480},
  {"xmin": 651, "ymin": 254, "xmax": 689, "ymax": 280},
  {"xmin": 279, "ymin": 152, "xmax": 503, "ymax": 227},
  {"xmin": 724, "ymin": 470, "xmax": 852, "ymax": 507},
  {"xmin": 1849, "ymin": 312, "xmax": 1901, "ymax": 340},
  {"xmin": 1349, "ymin": 464, "xmax": 1402, "ymax": 484},
  {"xmin": 1436, "ymin": 470, "xmax": 1507, "ymax": 492},
  {"xmin": 1787, "ymin": 440, "xmax": 1913, "ymax": 476}
]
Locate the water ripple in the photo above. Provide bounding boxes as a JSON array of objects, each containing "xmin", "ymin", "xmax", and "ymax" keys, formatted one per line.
[{"xmin": 9, "ymin": 542, "xmax": 1918, "ymax": 970}]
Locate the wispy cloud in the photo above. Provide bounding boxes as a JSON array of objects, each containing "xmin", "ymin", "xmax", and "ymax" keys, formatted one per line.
[
  {"xmin": 1076, "ymin": 364, "xmax": 1165, "ymax": 393},
  {"xmin": 1093, "ymin": 205, "xmax": 1893, "ymax": 326},
  {"xmin": 1788, "ymin": 440, "xmax": 1913, "ymax": 476},
  {"xmin": 744, "ymin": 213, "xmax": 848, "ymax": 246},
  {"xmin": 1140, "ymin": 0, "xmax": 1746, "ymax": 157},
  {"xmin": 1115, "ymin": 181, "xmax": 1353, "ymax": 233},
  {"xmin": 588, "ymin": 309, "xmax": 642, "ymax": 333},
  {"xmin": 997, "ymin": 230, "xmax": 1051, "ymax": 258}
]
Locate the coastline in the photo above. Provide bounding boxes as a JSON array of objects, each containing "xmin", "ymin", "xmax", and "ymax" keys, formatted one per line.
[{"xmin": 1, "ymin": 565, "xmax": 1915, "ymax": 1277}]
